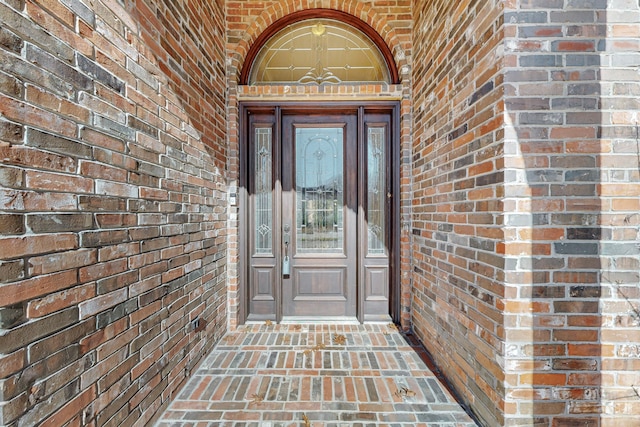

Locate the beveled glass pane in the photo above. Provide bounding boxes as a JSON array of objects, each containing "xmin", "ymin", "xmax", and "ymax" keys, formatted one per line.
[
  {"xmin": 249, "ymin": 19, "xmax": 390, "ymax": 84},
  {"xmin": 368, "ymin": 127, "xmax": 386, "ymax": 255},
  {"xmin": 255, "ymin": 128, "xmax": 273, "ymax": 255},
  {"xmin": 295, "ymin": 127, "xmax": 344, "ymax": 254}
]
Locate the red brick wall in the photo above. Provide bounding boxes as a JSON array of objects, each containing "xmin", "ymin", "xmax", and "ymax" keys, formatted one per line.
[
  {"xmin": 0, "ymin": 0, "xmax": 227, "ymax": 425},
  {"xmin": 411, "ymin": 0, "xmax": 506, "ymax": 425},
  {"xmin": 413, "ymin": 0, "xmax": 640, "ymax": 426}
]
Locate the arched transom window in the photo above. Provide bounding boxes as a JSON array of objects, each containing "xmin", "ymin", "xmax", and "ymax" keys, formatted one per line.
[{"xmin": 242, "ymin": 11, "xmax": 398, "ymax": 85}]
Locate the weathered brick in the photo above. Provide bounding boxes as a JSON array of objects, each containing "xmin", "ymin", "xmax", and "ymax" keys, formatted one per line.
[
  {"xmin": 28, "ymin": 248, "xmax": 97, "ymax": 276},
  {"xmin": 0, "ymin": 145, "xmax": 76, "ymax": 173},
  {"xmin": 96, "ymin": 270, "xmax": 138, "ymax": 295},
  {"xmin": 126, "ymin": 56, "xmax": 158, "ymax": 90},
  {"xmin": 0, "ymin": 234, "xmax": 78, "ymax": 260},
  {"xmin": 554, "ymin": 242, "xmax": 599, "ymax": 255},
  {"xmin": 128, "ymin": 115, "xmax": 158, "ymax": 138},
  {"xmin": 25, "ymin": 171, "xmax": 93, "ymax": 193},
  {"xmin": 79, "ymin": 229, "xmax": 129, "ymax": 248},
  {"xmin": 519, "ymin": 54, "xmax": 563, "ymax": 67},
  {"xmin": 0, "ymin": 349, "xmax": 26, "ymax": 385},
  {"xmin": 1, "ymin": 0, "xmax": 228, "ymax": 426},
  {"xmin": 0, "ymin": 164, "xmax": 23, "ymax": 189},
  {"xmin": 79, "ymin": 128, "xmax": 125, "ymax": 156},
  {"xmin": 26, "ymin": 44, "xmax": 92, "ymax": 91},
  {"xmin": 28, "ymin": 319, "xmax": 94, "ymax": 363},
  {"xmin": 0, "ymin": 188, "xmax": 78, "ymax": 211},
  {"xmin": 60, "ymin": 0, "xmax": 96, "ymax": 27},
  {"xmin": 0, "ymin": 214, "xmax": 24, "ymax": 234},
  {"xmin": 505, "ymin": 11, "xmax": 548, "ymax": 23},
  {"xmin": 550, "ymin": 10, "xmax": 596, "ymax": 23},
  {"xmin": 78, "ymin": 195, "xmax": 127, "ymax": 212},
  {"xmin": 77, "ymin": 54, "xmax": 124, "ymax": 94},
  {"xmin": 0, "ymin": 25, "xmax": 22, "ymax": 53},
  {"xmin": 0, "ymin": 259, "xmax": 25, "ymax": 284},
  {"xmin": 38, "ymin": 385, "xmax": 96, "ymax": 427},
  {"xmin": 518, "ymin": 26, "xmax": 564, "ymax": 38},
  {"xmin": 0, "ymin": 269, "xmax": 78, "ymax": 307},
  {"xmin": 79, "ymin": 288, "xmax": 128, "ymax": 319},
  {"xmin": 95, "ymin": 179, "xmax": 138, "ymax": 198},
  {"xmin": 0, "ymin": 304, "xmax": 25, "ymax": 329},
  {"xmin": 0, "ymin": 307, "xmax": 78, "ymax": 354},
  {"xmin": 0, "ymin": 70, "xmax": 22, "ymax": 98},
  {"xmin": 27, "ymin": 213, "xmax": 93, "ymax": 233},
  {"xmin": 0, "ymin": 2, "xmax": 74, "ymax": 62},
  {"xmin": 26, "ymin": 283, "xmax": 95, "ymax": 318},
  {"xmin": 136, "ymin": 160, "xmax": 165, "ymax": 178},
  {"xmin": 0, "ymin": 118, "xmax": 23, "ymax": 144},
  {"xmin": 0, "ymin": 94, "xmax": 77, "ymax": 137},
  {"xmin": 80, "ymin": 160, "xmax": 128, "ymax": 182},
  {"xmin": 27, "ymin": 128, "xmax": 92, "ymax": 158},
  {"xmin": 27, "ymin": 85, "xmax": 91, "ymax": 126},
  {"xmin": 93, "ymin": 115, "xmax": 136, "ymax": 141}
]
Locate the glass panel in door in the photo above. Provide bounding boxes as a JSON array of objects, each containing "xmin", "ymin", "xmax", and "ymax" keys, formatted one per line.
[{"xmin": 296, "ymin": 127, "xmax": 344, "ymax": 254}]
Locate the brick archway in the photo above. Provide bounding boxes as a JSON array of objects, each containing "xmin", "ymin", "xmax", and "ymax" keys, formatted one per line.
[{"xmin": 225, "ymin": 1, "xmax": 413, "ymax": 331}]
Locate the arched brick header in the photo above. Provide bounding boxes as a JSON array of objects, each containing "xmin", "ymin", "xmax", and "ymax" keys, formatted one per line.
[
  {"xmin": 239, "ymin": 9, "xmax": 400, "ymax": 84},
  {"xmin": 230, "ymin": 1, "xmax": 408, "ymax": 84}
]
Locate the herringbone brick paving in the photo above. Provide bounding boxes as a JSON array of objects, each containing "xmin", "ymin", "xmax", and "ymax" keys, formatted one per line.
[{"xmin": 156, "ymin": 324, "xmax": 478, "ymax": 426}]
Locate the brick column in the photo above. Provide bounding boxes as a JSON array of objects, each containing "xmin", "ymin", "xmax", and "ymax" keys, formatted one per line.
[{"xmin": 504, "ymin": 1, "xmax": 640, "ymax": 426}]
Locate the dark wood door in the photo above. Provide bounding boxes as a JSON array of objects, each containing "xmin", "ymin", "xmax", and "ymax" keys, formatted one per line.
[
  {"xmin": 244, "ymin": 105, "xmax": 396, "ymax": 323},
  {"xmin": 281, "ymin": 114, "xmax": 358, "ymax": 318}
]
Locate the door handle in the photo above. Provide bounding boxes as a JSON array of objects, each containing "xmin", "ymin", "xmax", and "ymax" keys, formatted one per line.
[{"xmin": 283, "ymin": 224, "xmax": 291, "ymax": 276}]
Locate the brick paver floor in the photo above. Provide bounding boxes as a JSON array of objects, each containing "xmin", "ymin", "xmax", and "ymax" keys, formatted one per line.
[{"xmin": 156, "ymin": 323, "xmax": 479, "ymax": 426}]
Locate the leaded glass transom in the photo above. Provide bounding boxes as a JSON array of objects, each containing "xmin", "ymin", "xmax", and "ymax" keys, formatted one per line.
[{"xmin": 249, "ymin": 19, "xmax": 390, "ymax": 85}]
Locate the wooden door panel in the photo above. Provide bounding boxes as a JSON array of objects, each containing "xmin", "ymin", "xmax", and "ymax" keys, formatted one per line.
[
  {"xmin": 365, "ymin": 266, "xmax": 388, "ymax": 300},
  {"xmin": 295, "ymin": 268, "xmax": 346, "ymax": 297},
  {"xmin": 253, "ymin": 266, "xmax": 276, "ymax": 299}
]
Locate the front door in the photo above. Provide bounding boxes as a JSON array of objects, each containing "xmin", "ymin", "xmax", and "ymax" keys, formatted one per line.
[
  {"xmin": 243, "ymin": 104, "xmax": 396, "ymax": 322},
  {"xmin": 281, "ymin": 114, "xmax": 358, "ymax": 318}
]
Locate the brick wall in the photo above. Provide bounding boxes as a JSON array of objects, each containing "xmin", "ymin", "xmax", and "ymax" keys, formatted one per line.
[
  {"xmin": 0, "ymin": 0, "xmax": 227, "ymax": 425},
  {"xmin": 413, "ymin": 0, "xmax": 640, "ymax": 426},
  {"xmin": 503, "ymin": 1, "xmax": 640, "ymax": 425},
  {"xmin": 2, "ymin": 0, "xmax": 639, "ymax": 426},
  {"xmin": 411, "ymin": 0, "xmax": 506, "ymax": 425},
  {"xmin": 502, "ymin": 1, "xmax": 605, "ymax": 424},
  {"xmin": 225, "ymin": 0, "xmax": 414, "ymax": 328},
  {"xmin": 599, "ymin": 2, "xmax": 640, "ymax": 424}
]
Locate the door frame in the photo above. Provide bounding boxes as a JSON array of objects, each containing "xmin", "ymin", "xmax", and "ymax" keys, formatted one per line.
[{"xmin": 238, "ymin": 101, "xmax": 401, "ymax": 324}]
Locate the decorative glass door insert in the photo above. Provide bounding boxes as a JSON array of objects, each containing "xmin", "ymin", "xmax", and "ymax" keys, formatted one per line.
[{"xmin": 295, "ymin": 127, "xmax": 344, "ymax": 254}]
